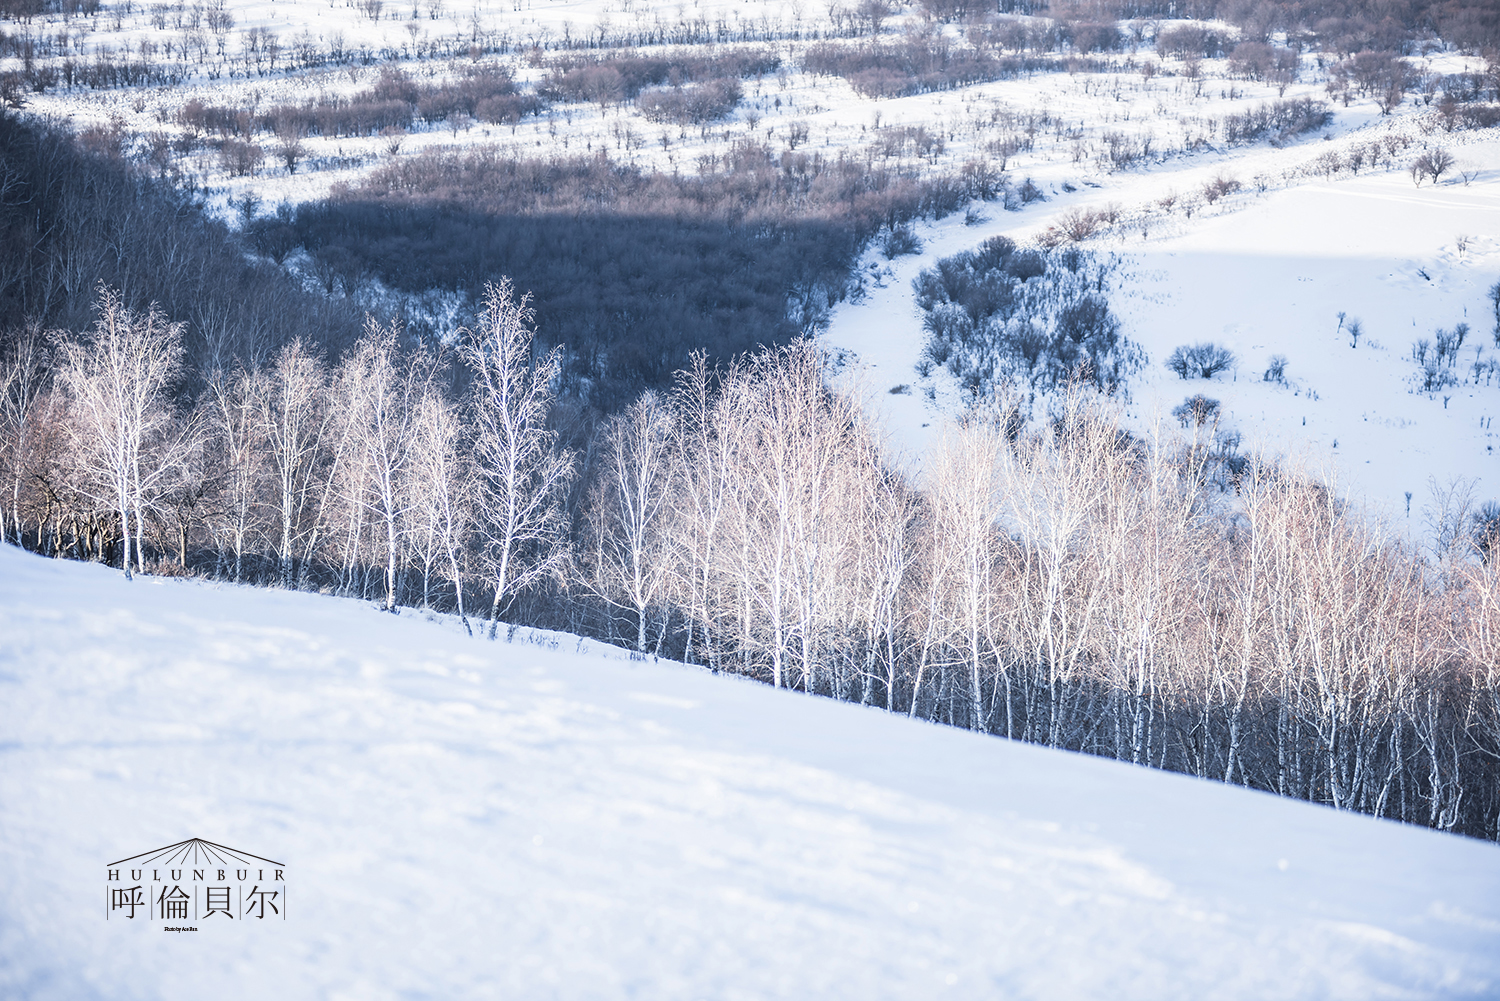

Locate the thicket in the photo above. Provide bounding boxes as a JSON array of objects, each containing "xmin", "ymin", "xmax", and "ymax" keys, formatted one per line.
[
  {"xmin": 540, "ymin": 47, "xmax": 778, "ymax": 109},
  {"xmin": 176, "ymin": 65, "xmax": 545, "ymax": 145},
  {"xmin": 291, "ymin": 141, "xmax": 980, "ymax": 408},
  {"xmin": 1409, "ymin": 318, "xmax": 1500, "ymax": 392},
  {"xmin": 801, "ymin": 38, "xmax": 1109, "ymax": 98},
  {"xmin": 913, "ymin": 239, "xmax": 1144, "ymax": 396},
  {"xmin": 939, "ymin": 0, "xmax": 1500, "ymax": 55},
  {"xmin": 636, "ymin": 78, "xmax": 743, "ymax": 125},
  {"xmin": 1219, "ymin": 97, "xmax": 1331, "ymax": 144},
  {"xmin": 6, "ymin": 295, "xmax": 1500, "ymax": 845},
  {"xmin": 1155, "ymin": 23, "xmax": 1230, "ymax": 58},
  {"xmin": 1120, "ymin": 0, "xmax": 1499, "ymax": 52}
]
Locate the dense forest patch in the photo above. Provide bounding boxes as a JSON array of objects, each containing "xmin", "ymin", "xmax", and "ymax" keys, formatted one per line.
[
  {"xmin": 0, "ymin": 112, "xmax": 360, "ymax": 375},
  {"xmin": 295, "ymin": 142, "xmax": 980, "ymax": 407}
]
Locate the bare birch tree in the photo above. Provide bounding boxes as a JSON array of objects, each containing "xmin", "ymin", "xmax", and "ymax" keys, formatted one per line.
[
  {"xmin": 586, "ymin": 390, "xmax": 678, "ymax": 652},
  {"xmin": 205, "ymin": 366, "xmax": 265, "ymax": 582},
  {"xmin": 405, "ymin": 387, "xmax": 476, "ymax": 631},
  {"xmin": 459, "ymin": 279, "xmax": 574, "ymax": 634},
  {"xmin": 344, "ymin": 319, "xmax": 429, "ymax": 613},
  {"xmin": 0, "ymin": 323, "xmax": 52, "ymax": 546},
  {"xmin": 52, "ymin": 286, "xmax": 184, "ymax": 578},
  {"xmin": 926, "ymin": 416, "xmax": 1007, "ymax": 732},
  {"xmin": 670, "ymin": 352, "xmax": 744, "ymax": 670},
  {"xmin": 258, "ymin": 340, "xmax": 330, "ymax": 587}
]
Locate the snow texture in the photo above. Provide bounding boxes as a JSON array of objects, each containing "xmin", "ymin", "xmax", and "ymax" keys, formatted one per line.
[{"xmin": 2, "ymin": 542, "xmax": 1499, "ymax": 999}]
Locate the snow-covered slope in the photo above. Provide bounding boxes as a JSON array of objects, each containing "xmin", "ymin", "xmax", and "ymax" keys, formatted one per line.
[
  {"xmin": 2, "ymin": 543, "xmax": 1499, "ymax": 1000},
  {"xmin": 826, "ymin": 135, "xmax": 1500, "ymax": 524}
]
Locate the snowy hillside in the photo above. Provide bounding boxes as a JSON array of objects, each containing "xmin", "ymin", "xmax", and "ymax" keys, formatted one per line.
[
  {"xmin": 825, "ymin": 133, "xmax": 1500, "ymax": 523},
  {"xmin": 3, "ymin": 542, "xmax": 1499, "ymax": 1000}
]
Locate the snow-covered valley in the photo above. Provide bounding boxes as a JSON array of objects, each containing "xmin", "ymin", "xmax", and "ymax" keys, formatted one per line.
[
  {"xmin": 5, "ymin": 0, "xmax": 1498, "ymax": 516},
  {"xmin": 3, "ymin": 542, "xmax": 1500, "ymax": 1000}
]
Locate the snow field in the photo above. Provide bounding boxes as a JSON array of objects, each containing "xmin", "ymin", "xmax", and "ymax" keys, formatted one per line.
[
  {"xmin": 2, "ymin": 542, "xmax": 1500, "ymax": 999},
  {"xmin": 9, "ymin": 0, "xmax": 1468, "ymax": 222}
]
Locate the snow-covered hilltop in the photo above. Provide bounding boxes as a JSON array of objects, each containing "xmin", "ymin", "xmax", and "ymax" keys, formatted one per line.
[{"xmin": 3, "ymin": 542, "xmax": 1499, "ymax": 1000}]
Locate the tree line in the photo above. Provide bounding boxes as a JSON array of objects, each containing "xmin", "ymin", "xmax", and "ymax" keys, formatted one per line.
[{"xmin": 4, "ymin": 278, "xmax": 1500, "ymax": 843}]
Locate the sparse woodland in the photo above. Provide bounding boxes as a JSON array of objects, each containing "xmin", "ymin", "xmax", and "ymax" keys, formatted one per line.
[{"xmin": 4, "ymin": 0, "xmax": 1500, "ymax": 844}]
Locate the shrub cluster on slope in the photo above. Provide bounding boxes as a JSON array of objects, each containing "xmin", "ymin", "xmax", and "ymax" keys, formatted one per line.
[
  {"xmin": 1219, "ymin": 97, "xmax": 1331, "ymax": 145},
  {"xmin": 636, "ymin": 79, "xmax": 743, "ymax": 125},
  {"xmin": 540, "ymin": 47, "xmax": 779, "ymax": 110},
  {"xmin": 914, "ymin": 239, "xmax": 1145, "ymax": 396},
  {"xmin": 802, "ymin": 38, "xmax": 1113, "ymax": 98},
  {"xmin": 176, "ymin": 64, "xmax": 545, "ymax": 150}
]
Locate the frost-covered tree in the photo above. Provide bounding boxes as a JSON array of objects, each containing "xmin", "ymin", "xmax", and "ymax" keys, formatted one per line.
[
  {"xmin": 258, "ymin": 341, "xmax": 331, "ymax": 588},
  {"xmin": 925, "ymin": 416, "xmax": 1008, "ymax": 731},
  {"xmin": 343, "ymin": 319, "xmax": 430, "ymax": 613},
  {"xmin": 405, "ymin": 387, "xmax": 476, "ymax": 630},
  {"xmin": 204, "ymin": 365, "xmax": 266, "ymax": 582},
  {"xmin": 0, "ymin": 322, "xmax": 51, "ymax": 546}
]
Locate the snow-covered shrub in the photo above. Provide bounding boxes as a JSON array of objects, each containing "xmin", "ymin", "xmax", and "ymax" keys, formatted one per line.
[
  {"xmin": 637, "ymin": 79, "xmax": 743, "ymax": 125},
  {"xmin": 1062, "ymin": 21, "xmax": 1125, "ymax": 54},
  {"xmin": 1475, "ymin": 501, "xmax": 1500, "ymax": 564},
  {"xmin": 803, "ymin": 38, "xmax": 1022, "ymax": 98},
  {"xmin": 1056, "ymin": 207, "xmax": 1105, "ymax": 242},
  {"xmin": 218, "ymin": 138, "xmax": 264, "ymax": 177},
  {"xmin": 1412, "ymin": 325, "xmax": 1469, "ymax": 391},
  {"xmin": 1171, "ymin": 394, "xmax": 1221, "ymax": 428},
  {"xmin": 1100, "ymin": 130, "xmax": 1151, "ymax": 170},
  {"xmin": 1490, "ymin": 280, "xmax": 1500, "ymax": 346},
  {"xmin": 1201, "ymin": 174, "xmax": 1241, "ymax": 204},
  {"xmin": 1220, "ymin": 98, "xmax": 1331, "ymax": 145},
  {"xmin": 543, "ymin": 49, "xmax": 778, "ymax": 106},
  {"xmin": 1263, "ymin": 354, "xmax": 1288, "ymax": 383},
  {"xmin": 1166, "ymin": 342, "xmax": 1235, "ymax": 379},
  {"xmin": 1154, "ymin": 24, "xmax": 1226, "ymax": 59},
  {"xmin": 1415, "ymin": 353, "xmax": 1458, "ymax": 392},
  {"xmin": 881, "ymin": 224, "xmax": 923, "ymax": 258}
]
